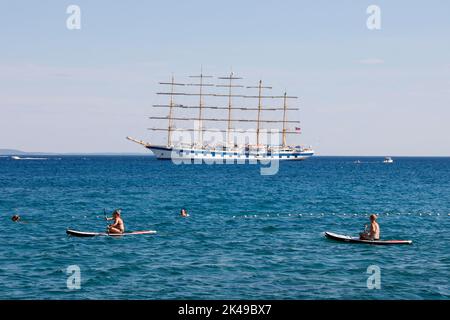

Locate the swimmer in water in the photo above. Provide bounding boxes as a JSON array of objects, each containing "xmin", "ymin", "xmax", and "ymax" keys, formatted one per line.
[
  {"xmin": 180, "ymin": 208, "xmax": 189, "ymax": 217},
  {"xmin": 11, "ymin": 215, "xmax": 21, "ymax": 222}
]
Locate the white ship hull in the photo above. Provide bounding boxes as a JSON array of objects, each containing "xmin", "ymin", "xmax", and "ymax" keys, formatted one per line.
[{"xmin": 146, "ymin": 145, "xmax": 314, "ymax": 162}]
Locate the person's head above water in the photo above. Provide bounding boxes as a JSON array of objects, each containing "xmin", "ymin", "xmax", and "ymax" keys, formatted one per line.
[
  {"xmin": 180, "ymin": 208, "xmax": 188, "ymax": 216},
  {"xmin": 370, "ymin": 214, "xmax": 378, "ymax": 222},
  {"xmin": 11, "ymin": 215, "xmax": 21, "ymax": 222}
]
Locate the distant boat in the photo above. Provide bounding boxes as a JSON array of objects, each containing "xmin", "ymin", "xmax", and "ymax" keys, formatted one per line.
[
  {"xmin": 11, "ymin": 155, "xmax": 48, "ymax": 160},
  {"xmin": 383, "ymin": 157, "xmax": 394, "ymax": 163}
]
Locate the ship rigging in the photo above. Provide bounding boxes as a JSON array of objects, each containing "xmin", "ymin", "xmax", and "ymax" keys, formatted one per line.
[{"xmin": 127, "ymin": 70, "xmax": 314, "ymax": 161}]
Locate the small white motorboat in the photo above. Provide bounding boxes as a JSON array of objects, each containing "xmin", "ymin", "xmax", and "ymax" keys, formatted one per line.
[{"xmin": 383, "ymin": 157, "xmax": 394, "ymax": 163}]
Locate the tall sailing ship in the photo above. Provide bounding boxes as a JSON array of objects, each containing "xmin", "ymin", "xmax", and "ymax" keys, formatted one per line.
[{"xmin": 127, "ymin": 70, "xmax": 314, "ymax": 161}]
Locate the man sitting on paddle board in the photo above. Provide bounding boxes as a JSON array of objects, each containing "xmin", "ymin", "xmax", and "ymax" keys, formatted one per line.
[
  {"xmin": 359, "ymin": 214, "xmax": 380, "ymax": 240},
  {"xmin": 106, "ymin": 209, "xmax": 125, "ymax": 234}
]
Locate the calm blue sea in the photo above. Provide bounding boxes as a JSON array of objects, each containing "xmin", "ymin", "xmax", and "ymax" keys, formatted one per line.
[{"xmin": 1, "ymin": 156, "xmax": 449, "ymax": 299}]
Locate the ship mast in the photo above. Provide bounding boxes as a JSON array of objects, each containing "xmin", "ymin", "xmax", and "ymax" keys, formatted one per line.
[
  {"xmin": 282, "ymin": 92, "xmax": 299, "ymax": 148},
  {"xmin": 167, "ymin": 75, "xmax": 177, "ymax": 146},
  {"xmin": 157, "ymin": 76, "xmax": 185, "ymax": 146},
  {"xmin": 282, "ymin": 92, "xmax": 287, "ymax": 148},
  {"xmin": 217, "ymin": 72, "xmax": 243, "ymax": 148},
  {"xmin": 188, "ymin": 69, "xmax": 214, "ymax": 147},
  {"xmin": 246, "ymin": 80, "xmax": 272, "ymax": 148}
]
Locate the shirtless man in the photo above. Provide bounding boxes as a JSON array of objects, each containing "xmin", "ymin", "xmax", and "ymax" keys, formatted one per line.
[
  {"xmin": 106, "ymin": 209, "xmax": 125, "ymax": 234},
  {"xmin": 360, "ymin": 214, "xmax": 380, "ymax": 240}
]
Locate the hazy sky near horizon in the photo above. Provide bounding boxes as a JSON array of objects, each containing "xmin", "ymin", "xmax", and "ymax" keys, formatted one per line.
[{"xmin": 1, "ymin": 0, "xmax": 449, "ymax": 155}]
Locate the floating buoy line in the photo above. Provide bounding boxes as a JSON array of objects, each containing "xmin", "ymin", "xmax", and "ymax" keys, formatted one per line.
[{"xmin": 231, "ymin": 212, "xmax": 450, "ymax": 219}]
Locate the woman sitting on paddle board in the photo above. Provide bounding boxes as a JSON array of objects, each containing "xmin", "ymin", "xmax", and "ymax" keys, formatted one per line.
[
  {"xmin": 106, "ymin": 209, "xmax": 125, "ymax": 234},
  {"xmin": 359, "ymin": 214, "xmax": 380, "ymax": 240}
]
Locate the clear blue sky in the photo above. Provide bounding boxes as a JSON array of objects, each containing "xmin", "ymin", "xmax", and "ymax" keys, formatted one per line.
[{"xmin": 1, "ymin": 0, "xmax": 449, "ymax": 155}]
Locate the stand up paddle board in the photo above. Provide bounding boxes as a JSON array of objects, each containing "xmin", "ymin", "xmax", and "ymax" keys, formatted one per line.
[
  {"xmin": 66, "ymin": 229, "xmax": 156, "ymax": 237},
  {"xmin": 324, "ymin": 231, "xmax": 412, "ymax": 245}
]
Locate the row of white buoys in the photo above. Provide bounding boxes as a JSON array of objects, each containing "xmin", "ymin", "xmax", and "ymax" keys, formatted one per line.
[{"xmin": 232, "ymin": 212, "xmax": 450, "ymax": 219}]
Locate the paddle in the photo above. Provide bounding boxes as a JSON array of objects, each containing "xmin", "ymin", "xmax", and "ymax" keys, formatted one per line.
[
  {"xmin": 103, "ymin": 208, "xmax": 111, "ymax": 232},
  {"xmin": 95, "ymin": 208, "xmax": 110, "ymax": 220},
  {"xmin": 92, "ymin": 209, "xmax": 109, "ymax": 232}
]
